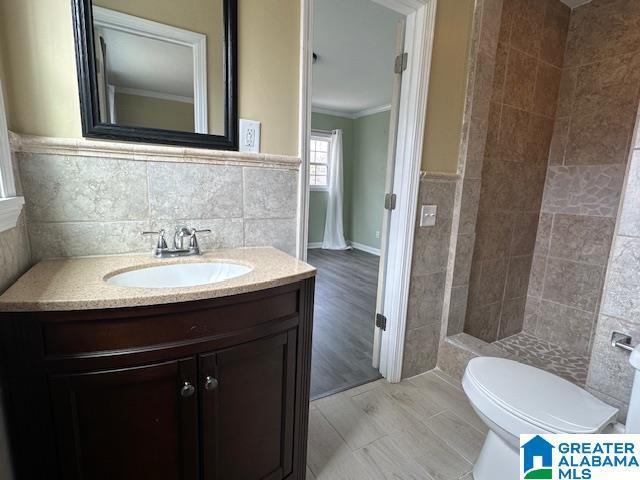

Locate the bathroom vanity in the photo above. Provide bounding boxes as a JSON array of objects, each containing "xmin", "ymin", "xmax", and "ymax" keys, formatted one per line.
[{"xmin": 0, "ymin": 247, "xmax": 315, "ymax": 480}]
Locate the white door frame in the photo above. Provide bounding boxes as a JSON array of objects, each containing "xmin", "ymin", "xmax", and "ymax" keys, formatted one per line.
[
  {"xmin": 92, "ymin": 6, "xmax": 208, "ymax": 134},
  {"xmin": 297, "ymin": 0, "xmax": 438, "ymax": 383}
]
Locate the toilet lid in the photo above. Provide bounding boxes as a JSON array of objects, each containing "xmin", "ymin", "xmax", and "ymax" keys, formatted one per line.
[{"xmin": 466, "ymin": 357, "xmax": 618, "ymax": 434}]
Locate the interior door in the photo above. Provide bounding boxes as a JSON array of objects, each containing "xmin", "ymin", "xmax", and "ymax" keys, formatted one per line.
[
  {"xmin": 372, "ymin": 20, "xmax": 406, "ymax": 369},
  {"xmin": 200, "ymin": 331, "xmax": 297, "ymax": 480},
  {"xmin": 49, "ymin": 358, "xmax": 199, "ymax": 480}
]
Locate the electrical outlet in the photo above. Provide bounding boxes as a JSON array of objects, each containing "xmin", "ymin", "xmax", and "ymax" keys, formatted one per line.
[
  {"xmin": 375, "ymin": 230, "xmax": 380, "ymax": 239},
  {"xmin": 420, "ymin": 205, "xmax": 437, "ymax": 227},
  {"xmin": 239, "ymin": 119, "xmax": 261, "ymax": 153}
]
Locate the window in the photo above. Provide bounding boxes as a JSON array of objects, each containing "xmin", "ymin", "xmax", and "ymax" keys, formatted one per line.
[
  {"xmin": 310, "ymin": 134, "xmax": 331, "ymax": 191},
  {"xmin": 0, "ymin": 80, "xmax": 24, "ymax": 233}
]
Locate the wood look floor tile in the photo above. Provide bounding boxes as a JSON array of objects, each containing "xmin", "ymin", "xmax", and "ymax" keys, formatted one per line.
[
  {"xmin": 391, "ymin": 422, "xmax": 472, "ymax": 480},
  {"xmin": 409, "ymin": 373, "xmax": 487, "ymax": 433},
  {"xmin": 352, "ymin": 387, "xmax": 424, "ymax": 437},
  {"xmin": 307, "ymin": 409, "xmax": 371, "ymax": 479},
  {"xmin": 307, "ymin": 372, "xmax": 486, "ymax": 480},
  {"xmin": 316, "ymin": 392, "xmax": 385, "ymax": 450},
  {"xmin": 344, "ymin": 378, "xmax": 386, "ymax": 397},
  {"xmin": 353, "ymin": 435, "xmax": 435, "ymax": 480},
  {"xmin": 380, "ymin": 381, "xmax": 446, "ymax": 423},
  {"xmin": 431, "ymin": 369, "xmax": 464, "ymax": 390},
  {"xmin": 423, "ymin": 411, "xmax": 485, "ymax": 463}
]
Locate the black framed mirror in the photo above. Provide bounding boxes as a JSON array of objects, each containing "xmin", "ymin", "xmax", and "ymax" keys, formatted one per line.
[{"xmin": 71, "ymin": 0, "xmax": 238, "ymax": 150}]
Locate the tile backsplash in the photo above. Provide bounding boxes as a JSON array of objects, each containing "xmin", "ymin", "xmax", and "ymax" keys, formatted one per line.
[{"xmin": 13, "ymin": 137, "xmax": 300, "ymax": 260}]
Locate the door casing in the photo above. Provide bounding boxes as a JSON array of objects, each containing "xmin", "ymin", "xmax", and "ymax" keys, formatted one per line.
[{"xmin": 297, "ymin": 0, "xmax": 439, "ymax": 382}]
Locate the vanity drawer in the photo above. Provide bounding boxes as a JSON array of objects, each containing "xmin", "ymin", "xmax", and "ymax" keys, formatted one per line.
[{"xmin": 41, "ymin": 288, "xmax": 300, "ymax": 357}]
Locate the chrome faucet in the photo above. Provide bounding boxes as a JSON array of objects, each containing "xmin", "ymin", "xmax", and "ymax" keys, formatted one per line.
[{"xmin": 142, "ymin": 227, "xmax": 212, "ymax": 258}]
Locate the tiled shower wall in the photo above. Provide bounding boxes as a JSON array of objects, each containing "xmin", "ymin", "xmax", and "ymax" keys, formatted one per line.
[
  {"xmin": 13, "ymin": 146, "xmax": 299, "ymax": 260},
  {"xmin": 445, "ymin": 0, "xmax": 503, "ymax": 337},
  {"xmin": 523, "ymin": 0, "xmax": 640, "ymax": 358},
  {"xmin": 463, "ymin": 0, "xmax": 571, "ymax": 342},
  {"xmin": 587, "ymin": 140, "xmax": 640, "ymax": 416}
]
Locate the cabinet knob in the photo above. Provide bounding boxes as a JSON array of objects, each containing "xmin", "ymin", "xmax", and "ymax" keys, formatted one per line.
[
  {"xmin": 204, "ymin": 376, "xmax": 219, "ymax": 391},
  {"xmin": 180, "ymin": 381, "xmax": 195, "ymax": 397}
]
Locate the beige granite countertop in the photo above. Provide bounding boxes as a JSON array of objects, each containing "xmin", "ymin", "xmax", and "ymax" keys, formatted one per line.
[{"xmin": 0, "ymin": 247, "xmax": 315, "ymax": 312}]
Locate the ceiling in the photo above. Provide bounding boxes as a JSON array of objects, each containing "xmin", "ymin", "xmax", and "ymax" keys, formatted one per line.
[
  {"xmin": 99, "ymin": 27, "xmax": 194, "ymax": 100},
  {"xmin": 312, "ymin": 0, "xmax": 402, "ymax": 116}
]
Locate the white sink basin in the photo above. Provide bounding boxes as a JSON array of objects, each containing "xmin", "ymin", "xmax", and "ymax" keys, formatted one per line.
[{"xmin": 105, "ymin": 262, "xmax": 253, "ymax": 288}]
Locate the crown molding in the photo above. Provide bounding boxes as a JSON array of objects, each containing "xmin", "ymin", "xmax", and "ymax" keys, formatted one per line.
[
  {"xmin": 311, "ymin": 104, "xmax": 391, "ymax": 120},
  {"xmin": 353, "ymin": 104, "xmax": 391, "ymax": 119}
]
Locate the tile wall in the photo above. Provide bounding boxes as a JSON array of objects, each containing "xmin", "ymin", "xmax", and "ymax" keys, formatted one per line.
[
  {"xmin": 402, "ymin": 174, "xmax": 457, "ymax": 378},
  {"xmin": 14, "ymin": 144, "xmax": 300, "ymax": 259},
  {"xmin": 0, "ymin": 153, "xmax": 32, "ymax": 480},
  {"xmin": 586, "ymin": 129, "xmax": 640, "ymax": 418},
  {"xmin": 445, "ymin": 0, "xmax": 503, "ymax": 337},
  {"xmin": 463, "ymin": 0, "xmax": 571, "ymax": 342},
  {"xmin": 523, "ymin": 0, "xmax": 640, "ymax": 358}
]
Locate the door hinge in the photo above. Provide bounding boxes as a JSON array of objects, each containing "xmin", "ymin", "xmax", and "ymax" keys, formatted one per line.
[
  {"xmin": 384, "ymin": 193, "xmax": 397, "ymax": 211},
  {"xmin": 394, "ymin": 52, "xmax": 408, "ymax": 74},
  {"xmin": 376, "ymin": 313, "xmax": 387, "ymax": 331}
]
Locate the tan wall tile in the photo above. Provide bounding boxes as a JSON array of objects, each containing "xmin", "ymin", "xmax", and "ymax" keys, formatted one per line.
[
  {"xmin": 498, "ymin": 297, "xmax": 527, "ymax": 339},
  {"xmin": 533, "ymin": 63, "xmax": 562, "ymax": 118},
  {"xmin": 534, "ymin": 300, "xmax": 596, "ymax": 355},
  {"xmin": 548, "ymin": 117, "xmax": 569, "ymax": 165},
  {"xmin": 540, "ymin": 0, "xmax": 571, "ymax": 67},
  {"xmin": 565, "ymin": 108, "xmax": 636, "ymax": 165},
  {"xmin": 542, "ymin": 257, "xmax": 604, "ymax": 312},
  {"xmin": 503, "ymin": 48, "xmax": 538, "ymax": 111},
  {"xmin": 505, "ymin": 255, "xmax": 533, "ymax": 299},
  {"xmin": 573, "ymin": 53, "xmax": 640, "ymax": 118},
  {"xmin": 548, "ymin": 213, "xmax": 616, "ymax": 266},
  {"xmin": 464, "ymin": 302, "xmax": 501, "ymax": 342},
  {"xmin": 509, "ymin": 0, "xmax": 547, "ymax": 58}
]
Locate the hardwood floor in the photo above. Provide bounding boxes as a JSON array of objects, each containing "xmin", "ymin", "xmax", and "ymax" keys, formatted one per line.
[
  {"xmin": 306, "ymin": 369, "xmax": 486, "ymax": 479},
  {"xmin": 307, "ymin": 249, "xmax": 382, "ymax": 400}
]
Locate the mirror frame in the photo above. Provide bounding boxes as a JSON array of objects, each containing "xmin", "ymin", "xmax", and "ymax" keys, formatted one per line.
[{"xmin": 70, "ymin": 0, "xmax": 238, "ymax": 150}]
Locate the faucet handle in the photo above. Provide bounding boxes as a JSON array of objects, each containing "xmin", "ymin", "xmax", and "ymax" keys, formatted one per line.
[
  {"xmin": 142, "ymin": 229, "xmax": 168, "ymax": 250},
  {"xmin": 188, "ymin": 228, "xmax": 212, "ymax": 253},
  {"xmin": 190, "ymin": 228, "xmax": 212, "ymax": 235}
]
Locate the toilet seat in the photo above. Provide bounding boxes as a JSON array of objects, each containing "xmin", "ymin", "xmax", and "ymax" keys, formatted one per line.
[{"xmin": 463, "ymin": 357, "xmax": 617, "ymax": 436}]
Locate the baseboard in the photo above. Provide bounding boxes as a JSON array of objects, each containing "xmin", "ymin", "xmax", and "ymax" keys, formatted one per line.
[
  {"xmin": 307, "ymin": 242, "xmax": 323, "ymax": 249},
  {"xmin": 350, "ymin": 242, "xmax": 381, "ymax": 256}
]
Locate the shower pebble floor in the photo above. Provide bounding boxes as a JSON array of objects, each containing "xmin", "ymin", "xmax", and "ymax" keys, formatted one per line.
[{"xmin": 493, "ymin": 332, "xmax": 589, "ymax": 385}]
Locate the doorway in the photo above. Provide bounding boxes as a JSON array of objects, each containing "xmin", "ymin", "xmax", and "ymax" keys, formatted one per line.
[{"xmin": 300, "ymin": 0, "xmax": 437, "ymax": 399}]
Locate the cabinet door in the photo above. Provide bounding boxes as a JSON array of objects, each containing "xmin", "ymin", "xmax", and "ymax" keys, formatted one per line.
[
  {"xmin": 50, "ymin": 358, "xmax": 198, "ymax": 480},
  {"xmin": 201, "ymin": 330, "xmax": 297, "ymax": 480}
]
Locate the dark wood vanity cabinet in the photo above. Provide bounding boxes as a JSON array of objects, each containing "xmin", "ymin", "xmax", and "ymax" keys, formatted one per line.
[{"xmin": 0, "ymin": 278, "xmax": 314, "ymax": 480}]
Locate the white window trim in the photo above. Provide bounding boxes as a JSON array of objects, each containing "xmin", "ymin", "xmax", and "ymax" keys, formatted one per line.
[
  {"xmin": 0, "ymin": 80, "xmax": 24, "ymax": 233},
  {"xmin": 309, "ymin": 131, "xmax": 331, "ymax": 192}
]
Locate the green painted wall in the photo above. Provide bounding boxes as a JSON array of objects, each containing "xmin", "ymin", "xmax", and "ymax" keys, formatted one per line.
[
  {"xmin": 352, "ymin": 110, "xmax": 388, "ymax": 249},
  {"xmin": 308, "ymin": 110, "xmax": 389, "ymax": 250},
  {"xmin": 309, "ymin": 113, "xmax": 355, "ymax": 244}
]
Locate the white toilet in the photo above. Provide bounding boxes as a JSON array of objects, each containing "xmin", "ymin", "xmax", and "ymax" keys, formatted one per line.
[{"xmin": 462, "ymin": 357, "xmax": 618, "ymax": 480}]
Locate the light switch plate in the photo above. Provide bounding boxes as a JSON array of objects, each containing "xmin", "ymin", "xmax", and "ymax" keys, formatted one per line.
[
  {"xmin": 420, "ymin": 205, "xmax": 437, "ymax": 227},
  {"xmin": 239, "ymin": 119, "xmax": 261, "ymax": 153}
]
